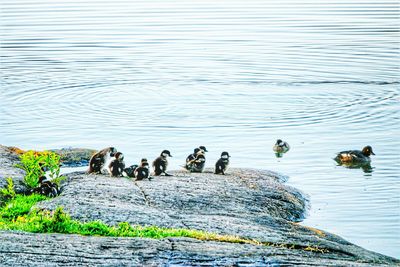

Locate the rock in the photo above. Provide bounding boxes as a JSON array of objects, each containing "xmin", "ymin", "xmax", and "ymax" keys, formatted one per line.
[
  {"xmin": 50, "ymin": 147, "xmax": 96, "ymax": 167},
  {"xmin": 0, "ymin": 232, "xmax": 395, "ymax": 267},
  {"xmin": 0, "ymin": 145, "xmax": 399, "ymax": 266},
  {"xmin": 0, "ymin": 145, "xmax": 26, "ymax": 195}
]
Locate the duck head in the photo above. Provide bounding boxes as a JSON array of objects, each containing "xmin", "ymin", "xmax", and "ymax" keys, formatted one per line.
[
  {"xmin": 362, "ymin": 146, "xmax": 375, "ymax": 156},
  {"xmin": 114, "ymin": 152, "xmax": 124, "ymax": 161},
  {"xmin": 109, "ymin": 147, "xmax": 117, "ymax": 157},
  {"xmin": 161, "ymin": 150, "xmax": 172, "ymax": 157},
  {"xmin": 199, "ymin": 146, "xmax": 208, "ymax": 153},
  {"xmin": 221, "ymin": 151, "xmax": 230, "ymax": 159}
]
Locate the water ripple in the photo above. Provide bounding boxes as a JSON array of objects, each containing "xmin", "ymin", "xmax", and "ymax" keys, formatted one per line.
[{"xmin": 1, "ymin": 0, "xmax": 399, "ymax": 259}]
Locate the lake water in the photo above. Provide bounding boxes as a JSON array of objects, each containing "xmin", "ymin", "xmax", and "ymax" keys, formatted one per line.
[{"xmin": 1, "ymin": 0, "xmax": 399, "ymax": 258}]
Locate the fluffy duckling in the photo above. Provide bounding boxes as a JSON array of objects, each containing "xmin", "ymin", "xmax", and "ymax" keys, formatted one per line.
[
  {"xmin": 108, "ymin": 152, "xmax": 125, "ymax": 177},
  {"xmin": 123, "ymin": 164, "xmax": 138, "ymax": 178},
  {"xmin": 185, "ymin": 148, "xmax": 201, "ymax": 166},
  {"xmin": 134, "ymin": 158, "xmax": 151, "ymax": 180},
  {"xmin": 335, "ymin": 145, "xmax": 375, "ymax": 164},
  {"xmin": 187, "ymin": 153, "xmax": 206, "ymax": 173},
  {"xmin": 273, "ymin": 139, "xmax": 290, "ymax": 153},
  {"xmin": 32, "ymin": 176, "xmax": 59, "ymax": 197},
  {"xmin": 215, "ymin": 151, "xmax": 230, "ymax": 175},
  {"xmin": 88, "ymin": 147, "xmax": 117, "ymax": 174},
  {"xmin": 153, "ymin": 150, "xmax": 172, "ymax": 176}
]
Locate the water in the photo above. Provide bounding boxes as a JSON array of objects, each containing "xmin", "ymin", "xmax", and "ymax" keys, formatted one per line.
[{"xmin": 1, "ymin": 0, "xmax": 399, "ymax": 258}]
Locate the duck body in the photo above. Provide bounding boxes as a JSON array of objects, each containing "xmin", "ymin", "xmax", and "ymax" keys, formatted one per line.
[
  {"xmin": 186, "ymin": 153, "xmax": 206, "ymax": 173},
  {"xmin": 273, "ymin": 139, "xmax": 290, "ymax": 153},
  {"xmin": 123, "ymin": 164, "xmax": 138, "ymax": 178},
  {"xmin": 108, "ymin": 152, "xmax": 125, "ymax": 177},
  {"xmin": 185, "ymin": 147, "xmax": 206, "ymax": 172},
  {"xmin": 335, "ymin": 146, "xmax": 375, "ymax": 164},
  {"xmin": 88, "ymin": 147, "xmax": 117, "ymax": 174},
  {"xmin": 135, "ymin": 166, "xmax": 150, "ymax": 180},
  {"xmin": 134, "ymin": 158, "xmax": 150, "ymax": 180},
  {"xmin": 153, "ymin": 150, "xmax": 172, "ymax": 176},
  {"xmin": 215, "ymin": 152, "xmax": 230, "ymax": 175},
  {"xmin": 31, "ymin": 176, "xmax": 59, "ymax": 197},
  {"xmin": 185, "ymin": 148, "xmax": 201, "ymax": 167}
]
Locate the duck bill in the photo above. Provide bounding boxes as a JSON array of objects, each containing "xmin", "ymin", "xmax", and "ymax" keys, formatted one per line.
[{"xmin": 371, "ymin": 151, "xmax": 375, "ymax": 155}]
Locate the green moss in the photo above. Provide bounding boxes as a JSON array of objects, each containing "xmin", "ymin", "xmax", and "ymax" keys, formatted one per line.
[{"xmin": 0, "ymin": 193, "xmax": 328, "ymax": 253}]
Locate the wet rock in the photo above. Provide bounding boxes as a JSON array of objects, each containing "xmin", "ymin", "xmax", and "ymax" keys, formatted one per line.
[{"xmin": 0, "ymin": 145, "xmax": 399, "ymax": 266}]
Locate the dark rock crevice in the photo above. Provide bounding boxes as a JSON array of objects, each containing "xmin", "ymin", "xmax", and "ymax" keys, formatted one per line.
[{"xmin": 134, "ymin": 181, "xmax": 153, "ymax": 206}]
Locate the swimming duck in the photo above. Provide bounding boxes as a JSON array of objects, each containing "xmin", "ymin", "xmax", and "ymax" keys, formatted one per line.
[
  {"xmin": 153, "ymin": 150, "xmax": 172, "ymax": 176},
  {"xmin": 215, "ymin": 151, "xmax": 230, "ymax": 175},
  {"xmin": 273, "ymin": 139, "xmax": 290, "ymax": 153},
  {"xmin": 335, "ymin": 145, "xmax": 375, "ymax": 164}
]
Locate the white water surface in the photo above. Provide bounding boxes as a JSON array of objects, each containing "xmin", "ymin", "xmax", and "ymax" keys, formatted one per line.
[{"xmin": 1, "ymin": 0, "xmax": 399, "ymax": 258}]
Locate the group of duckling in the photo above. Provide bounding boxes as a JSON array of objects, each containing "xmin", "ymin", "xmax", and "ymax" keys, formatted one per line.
[
  {"xmin": 86, "ymin": 146, "xmax": 231, "ymax": 180},
  {"xmin": 184, "ymin": 146, "xmax": 231, "ymax": 175},
  {"xmin": 86, "ymin": 140, "xmax": 375, "ymax": 180}
]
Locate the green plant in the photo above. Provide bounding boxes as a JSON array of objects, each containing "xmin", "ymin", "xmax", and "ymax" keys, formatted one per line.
[
  {"xmin": 0, "ymin": 194, "xmax": 47, "ymax": 220},
  {"xmin": 0, "ymin": 177, "xmax": 16, "ymax": 200},
  {"xmin": 15, "ymin": 150, "xmax": 65, "ymax": 189},
  {"xmin": 0, "ymin": 190, "xmax": 330, "ymax": 254}
]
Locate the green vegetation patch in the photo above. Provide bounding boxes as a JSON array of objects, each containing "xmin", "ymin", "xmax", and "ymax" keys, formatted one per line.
[
  {"xmin": 15, "ymin": 150, "xmax": 65, "ymax": 189},
  {"xmin": 0, "ymin": 192, "xmax": 259, "ymax": 244},
  {"xmin": 0, "ymin": 179, "xmax": 328, "ymax": 254}
]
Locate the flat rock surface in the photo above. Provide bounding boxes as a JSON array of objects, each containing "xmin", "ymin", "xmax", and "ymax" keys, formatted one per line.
[{"xmin": 0, "ymin": 145, "xmax": 399, "ymax": 266}]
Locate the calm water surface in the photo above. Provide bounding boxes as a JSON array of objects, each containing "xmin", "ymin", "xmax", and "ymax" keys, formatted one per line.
[{"xmin": 1, "ymin": 0, "xmax": 399, "ymax": 258}]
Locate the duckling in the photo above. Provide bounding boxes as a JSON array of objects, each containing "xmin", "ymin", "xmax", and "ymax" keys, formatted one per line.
[
  {"xmin": 187, "ymin": 153, "xmax": 206, "ymax": 173},
  {"xmin": 123, "ymin": 164, "xmax": 138, "ymax": 178},
  {"xmin": 108, "ymin": 152, "xmax": 125, "ymax": 177},
  {"xmin": 185, "ymin": 148, "xmax": 201, "ymax": 166},
  {"xmin": 152, "ymin": 150, "xmax": 172, "ymax": 176},
  {"xmin": 32, "ymin": 176, "xmax": 59, "ymax": 197},
  {"xmin": 88, "ymin": 147, "xmax": 117, "ymax": 174},
  {"xmin": 335, "ymin": 145, "xmax": 375, "ymax": 164},
  {"xmin": 273, "ymin": 139, "xmax": 290, "ymax": 153},
  {"xmin": 134, "ymin": 158, "xmax": 151, "ymax": 180},
  {"xmin": 215, "ymin": 151, "xmax": 230, "ymax": 175}
]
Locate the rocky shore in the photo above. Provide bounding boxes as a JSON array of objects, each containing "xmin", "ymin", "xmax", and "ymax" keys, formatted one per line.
[{"xmin": 0, "ymin": 145, "xmax": 398, "ymax": 266}]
